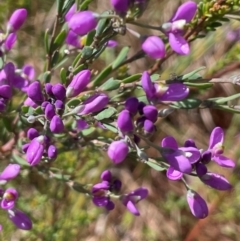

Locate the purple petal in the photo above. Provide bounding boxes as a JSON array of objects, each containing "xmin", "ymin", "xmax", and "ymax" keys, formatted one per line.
[
  {"xmin": 66, "ymin": 30, "xmax": 81, "ymax": 48},
  {"xmin": 141, "ymin": 71, "xmax": 155, "ymax": 99},
  {"xmin": 129, "ymin": 187, "xmax": 148, "ymax": 200},
  {"xmin": 92, "ymin": 182, "xmax": 110, "ymax": 193},
  {"xmin": 180, "ymin": 147, "xmax": 200, "ymax": 164},
  {"xmin": 169, "ymin": 33, "xmax": 190, "ymax": 55},
  {"xmin": 196, "ymin": 163, "xmax": 207, "ymax": 176},
  {"xmin": 126, "ymin": 200, "xmax": 140, "ymax": 216},
  {"xmin": 92, "ymin": 196, "xmax": 108, "ymax": 207},
  {"xmin": 158, "ymin": 83, "xmax": 189, "ymax": 101},
  {"xmin": 107, "ymin": 40, "xmax": 118, "ymax": 48},
  {"xmin": 23, "ymin": 65, "xmax": 35, "ymax": 81},
  {"xmin": 166, "ymin": 167, "xmax": 183, "ymax": 180},
  {"xmin": 187, "ymin": 190, "xmax": 208, "ymax": 219},
  {"xmin": 209, "ymin": 127, "xmax": 224, "ymax": 149},
  {"xmin": 200, "ymin": 172, "xmax": 232, "ymax": 191},
  {"xmin": 105, "ymin": 200, "xmax": 115, "ymax": 210},
  {"xmin": 142, "ymin": 36, "xmax": 165, "ymax": 59},
  {"xmin": 164, "ymin": 152, "xmax": 192, "ymax": 173},
  {"xmin": 170, "ymin": 1, "xmax": 197, "ymax": 23},
  {"xmin": 0, "ymin": 164, "xmax": 20, "ymax": 181},
  {"xmin": 117, "ymin": 110, "xmax": 134, "ymax": 133},
  {"xmin": 213, "ymin": 155, "xmax": 235, "ymax": 168},
  {"xmin": 4, "ymin": 33, "xmax": 16, "ymax": 51},
  {"xmin": 8, "ymin": 209, "xmax": 32, "ymax": 230},
  {"xmin": 161, "ymin": 136, "xmax": 178, "ymax": 149},
  {"xmin": 76, "ymin": 119, "xmax": 89, "ymax": 131},
  {"xmin": 101, "ymin": 170, "xmax": 112, "ymax": 182},
  {"xmin": 108, "ymin": 140, "xmax": 129, "ymax": 164}
]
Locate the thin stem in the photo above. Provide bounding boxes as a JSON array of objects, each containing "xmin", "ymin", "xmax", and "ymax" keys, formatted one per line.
[{"xmin": 127, "ymin": 21, "xmax": 164, "ymax": 33}]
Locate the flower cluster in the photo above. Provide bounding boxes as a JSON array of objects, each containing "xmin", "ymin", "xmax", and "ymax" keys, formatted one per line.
[{"xmin": 92, "ymin": 170, "xmax": 148, "ymax": 216}]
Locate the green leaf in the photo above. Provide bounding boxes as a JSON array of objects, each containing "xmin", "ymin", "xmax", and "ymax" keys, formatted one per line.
[
  {"xmin": 21, "ymin": 105, "xmax": 30, "ymax": 114},
  {"xmin": 66, "ymin": 98, "xmax": 81, "ymax": 108},
  {"xmin": 214, "ymin": 105, "xmax": 240, "ymax": 114},
  {"xmin": 85, "ymin": 30, "xmax": 96, "ymax": 46},
  {"xmin": 181, "ymin": 66, "xmax": 206, "ymax": 80},
  {"xmin": 99, "ymin": 78, "xmax": 120, "ymax": 91},
  {"xmin": 73, "ymin": 64, "xmax": 86, "ymax": 75},
  {"xmin": 12, "ymin": 153, "xmax": 30, "ymax": 166},
  {"xmin": 82, "ymin": 127, "xmax": 96, "ymax": 136},
  {"xmin": 214, "ymin": 93, "xmax": 240, "ymax": 104},
  {"xmin": 122, "ymin": 73, "xmax": 141, "ymax": 83},
  {"xmin": 68, "ymin": 181, "xmax": 90, "ymax": 194},
  {"xmin": 112, "ymin": 46, "xmax": 130, "ymax": 69},
  {"xmin": 146, "ymin": 159, "xmax": 166, "ymax": 171},
  {"xmin": 81, "ymin": 46, "xmax": 93, "ymax": 59},
  {"xmin": 102, "ymin": 123, "xmax": 118, "ymax": 133},
  {"xmin": 44, "ymin": 29, "xmax": 50, "ymax": 54},
  {"xmin": 72, "ymin": 52, "xmax": 82, "ymax": 67},
  {"xmin": 0, "ymin": 58, "xmax": 4, "ymax": 69},
  {"xmin": 95, "ymin": 107, "xmax": 117, "ymax": 121},
  {"xmin": 185, "ymin": 82, "xmax": 213, "ymax": 89},
  {"xmin": 51, "ymin": 51, "xmax": 59, "ymax": 68},
  {"xmin": 34, "ymin": 106, "xmax": 43, "ymax": 115},
  {"xmin": 80, "ymin": 0, "xmax": 93, "ymax": 10},
  {"xmin": 42, "ymin": 71, "xmax": 51, "ymax": 83},
  {"xmin": 95, "ymin": 11, "xmax": 110, "ymax": 36},
  {"xmin": 52, "ymin": 29, "xmax": 67, "ymax": 51},
  {"xmin": 60, "ymin": 67, "xmax": 67, "ymax": 84},
  {"xmin": 171, "ymin": 98, "xmax": 202, "ymax": 109},
  {"xmin": 92, "ymin": 65, "xmax": 112, "ymax": 86},
  {"xmin": 57, "ymin": 0, "xmax": 65, "ymax": 15}
]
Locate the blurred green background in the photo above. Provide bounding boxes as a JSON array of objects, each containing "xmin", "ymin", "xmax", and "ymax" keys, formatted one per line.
[{"xmin": 1, "ymin": 0, "xmax": 240, "ymax": 240}]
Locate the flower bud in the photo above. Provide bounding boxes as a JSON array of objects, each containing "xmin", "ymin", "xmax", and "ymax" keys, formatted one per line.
[
  {"xmin": 0, "ymin": 85, "xmax": 12, "ymax": 99},
  {"xmin": 79, "ymin": 93, "xmax": 109, "ymax": 115},
  {"xmin": 27, "ymin": 128, "xmax": 39, "ymax": 140},
  {"xmin": 47, "ymin": 145, "xmax": 58, "ymax": 159},
  {"xmin": 50, "ymin": 115, "xmax": 64, "ymax": 133},
  {"xmin": 4, "ymin": 33, "xmax": 17, "ymax": 51},
  {"xmin": 52, "ymin": 84, "xmax": 66, "ymax": 101},
  {"xmin": 108, "ymin": 140, "xmax": 129, "ymax": 164},
  {"xmin": 125, "ymin": 97, "xmax": 139, "ymax": 115},
  {"xmin": 196, "ymin": 162, "xmax": 207, "ymax": 176},
  {"xmin": 7, "ymin": 9, "xmax": 27, "ymax": 32},
  {"xmin": 117, "ymin": 110, "xmax": 134, "ymax": 133},
  {"xmin": 45, "ymin": 103, "xmax": 56, "ymax": 121},
  {"xmin": 143, "ymin": 105, "xmax": 158, "ymax": 123},
  {"xmin": 45, "ymin": 83, "xmax": 53, "ymax": 96},
  {"xmin": 200, "ymin": 172, "xmax": 232, "ymax": 190},
  {"xmin": 142, "ymin": 36, "xmax": 165, "ymax": 59},
  {"xmin": 187, "ymin": 190, "xmax": 208, "ymax": 219},
  {"xmin": 68, "ymin": 11, "xmax": 98, "ymax": 36},
  {"xmin": 101, "ymin": 170, "xmax": 112, "ymax": 182},
  {"xmin": 143, "ymin": 119, "xmax": 155, "ymax": 134},
  {"xmin": 201, "ymin": 150, "xmax": 212, "ymax": 164},
  {"xmin": 66, "ymin": 70, "xmax": 91, "ymax": 98},
  {"xmin": 66, "ymin": 30, "xmax": 82, "ymax": 48},
  {"xmin": 55, "ymin": 100, "xmax": 64, "ymax": 110},
  {"xmin": 1, "ymin": 188, "xmax": 18, "ymax": 209},
  {"xmin": 27, "ymin": 81, "xmax": 44, "ymax": 103},
  {"xmin": 141, "ymin": 71, "xmax": 155, "ymax": 99},
  {"xmin": 76, "ymin": 119, "xmax": 89, "ymax": 131},
  {"xmin": 8, "ymin": 209, "xmax": 32, "ymax": 230},
  {"xmin": 138, "ymin": 101, "xmax": 146, "ymax": 115},
  {"xmin": 26, "ymin": 136, "xmax": 45, "ymax": 166},
  {"xmin": 0, "ymin": 164, "xmax": 20, "ymax": 181},
  {"xmin": 111, "ymin": 0, "xmax": 129, "ymax": 14}
]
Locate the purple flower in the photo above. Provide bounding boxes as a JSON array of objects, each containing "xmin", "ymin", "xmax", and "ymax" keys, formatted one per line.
[
  {"xmin": 195, "ymin": 162, "xmax": 207, "ymax": 177},
  {"xmin": 47, "ymin": 145, "xmax": 58, "ymax": 159},
  {"xmin": 8, "ymin": 209, "xmax": 32, "ymax": 230},
  {"xmin": 65, "ymin": 4, "xmax": 76, "ymax": 22},
  {"xmin": 68, "ymin": 11, "xmax": 98, "ymax": 36},
  {"xmin": 121, "ymin": 187, "xmax": 148, "ymax": 216},
  {"xmin": 166, "ymin": 166, "xmax": 183, "ymax": 180},
  {"xmin": 108, "ymin": 140, "xmax": 129, "ymax": 164},
  {"xmin": 142, "ymin": 36, "xmax": 165, "ymax": 59},
  {"xmin": 27, "ymin": 128, "xmax": 39, "ymax": 140},
  {"xmin": 187, "ymin": 190, "xmax": 208, "ymax": 219},
  {"xmin": 117, "ymin": 110, "xmax": 134, "ymax": 134},
  {"xmin": 24, "ymin": 97, "xmax": 37, "ymax": 108},
  {"xmin": 52, "ymin": 84, "xmax": 66, "ymax": 101},
  {"xmin": 66, "ymin": 70, "xmax": 91, "ymax": 98},
  {"xmin": 200, "ymin": 172, "xmax": 232, "ymax": 190},
  {"xmin": 55, "ymin": 100, "xmax": 65, "ymax": 111},
  {"xmin": 111, "ymin": 0, "xmax": 129, "ymax": 14},
  {"xmin": 4, "ymin": 33, "xmax": 17, "ymax": 51},
  {"xmin": 125, "ymin": 97, "xmax": 139, "ymax": 115},
  {"xmin": 1, "ymin": 188, "xmax": 18, "ymax": 210},
  {"xmin": 45, "ymin": 104, "xmax": 56, "ymax": 121},
  {"xmin": 7, "ymin": 9, "xmax": 28, "ymax": 32},
  {"xmin": 45, "ymin": 83, "xmax": 53, "ymax": 96},
  {"xmin": 208, "ymin": 127, "xmax": 235, "ymax": 168},
  {"xmin": 26, "ymin": 136, "xmax": 45, "ymax": 166},
  {"xmin": 162, "ymin": 1, "xmax": 197, "ymax": 55},
  {"xmin": 0, "ymin": 85, "xmax": 12, "ymax": 99},
  {"xmin": 79, "ymin": 93, "xmax": 109, "ymax": 115},
  {"xmin": 107, "ymin": 40, "xmax": 118, "ymax": 48},
  {"xmin": 66, "ymin": 30, "xmax": 82, "ymax": 48},
  {"xmin": 76, "ymin": 119, "xmax": 89, "ymax": 131},
  {"xmin": 143, "ymin": 105, "xmax": 158, "ymax": 123},
  {"xmin": 50, "ymin": 115, "xmax": 64, "ymax": 133},
  {"xmin": 0, "ymin": 164, "xmax": 20, "ymax": 181},
  {"xmin": 27, "ymin": 81, "xmax": 44, "ymax": 103},
  {"xmin": 141, "ymin": 71, "xmax": 189, "ymax": 102},
  {"xmin": 143, "ymin": 119, "xmax": 155, "ymax": 134}
]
